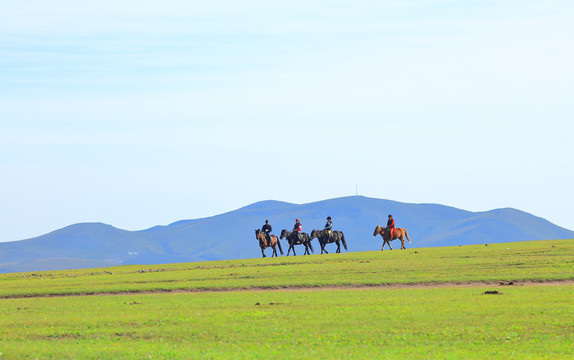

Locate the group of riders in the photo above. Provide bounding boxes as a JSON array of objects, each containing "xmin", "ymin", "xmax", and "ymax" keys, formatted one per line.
[{"xmin": 260, "ymin": 214, "xmax": 397, "ymax": 247}]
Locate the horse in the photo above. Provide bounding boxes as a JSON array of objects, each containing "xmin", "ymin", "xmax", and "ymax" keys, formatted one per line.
[
  {"xmin": 373, "ymin": 225, "xmax": 411, "ymax": 250},
  {"xmin": 310, "ymin": 229, "xmax": 347, "ymax": 254},
  {"xmin": 255, "ymin": 229, "xmax": 283, "ymax": 257},
  {"xmin": 280, "ymin": 229, "xmax": 314, "ymax": 256}
]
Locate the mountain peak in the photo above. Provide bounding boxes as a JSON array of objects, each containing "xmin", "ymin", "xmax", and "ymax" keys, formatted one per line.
[{"xmin": 1, "ymin": 197, "xmax": 572, "ymax": 273}]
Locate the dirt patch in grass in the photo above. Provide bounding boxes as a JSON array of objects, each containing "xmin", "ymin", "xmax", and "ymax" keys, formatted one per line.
[
  {"xmin": 2, "ymin": 279, "xmax": 573, "ymax": 299},
  {"xmin": 483, "ymin": 290, "xmax": 502, "ymax": 295}
]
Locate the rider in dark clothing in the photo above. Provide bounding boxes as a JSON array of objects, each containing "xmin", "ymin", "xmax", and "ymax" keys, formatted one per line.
[
  {"xmin": 261, "ymin": 220, "xmax": 272, "ymax": 246},
  {"xmin": 324, "ymin": 216, "xmax": 333, "ymax": 239}
]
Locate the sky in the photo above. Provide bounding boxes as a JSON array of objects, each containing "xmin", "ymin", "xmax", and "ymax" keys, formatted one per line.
[{"xmin": 1, "ymin": 0, "xmax": 573, "ymax": 242}]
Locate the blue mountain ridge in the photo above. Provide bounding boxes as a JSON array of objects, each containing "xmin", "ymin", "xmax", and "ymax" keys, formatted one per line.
[{"xmin": 1, "ymin": 196, "xmax": 572, "ymax": 273}]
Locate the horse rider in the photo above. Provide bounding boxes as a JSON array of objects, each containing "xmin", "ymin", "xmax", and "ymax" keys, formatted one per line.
[
  {"xmin": 386, "ymin": 214, "xmax": 395, "ymax": 239},
  {"xmin": 261, "ymin": 220, "xmax": 273, "ymax": 246},
  {"xmin": 293, "ymin": 218, "xmax": 302, "ymax": 241},
  {"xmin": 324, "ymin": 216, "xmax": 333, "ymax": 240}
]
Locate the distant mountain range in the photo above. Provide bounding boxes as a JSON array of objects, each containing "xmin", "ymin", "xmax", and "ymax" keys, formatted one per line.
[{"xmin": 1, "ymin": 196, "xmax": 572, "ymax": 273}]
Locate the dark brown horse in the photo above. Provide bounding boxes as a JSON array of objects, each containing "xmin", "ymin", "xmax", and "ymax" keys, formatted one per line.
[
  {"xmin": 310, "ymin": 229, "xmax": 347, "ymax": 254},
  {"xmin": 280, "ymin": 229, "xmax": 313, "ymax": 256},
  {"xmin": 373, "ymin": 225, "xmax": 411, "ymax": 250},
  {"xmin": 255, "ymin": 229, "xmax": 283, "ymax": 257}
]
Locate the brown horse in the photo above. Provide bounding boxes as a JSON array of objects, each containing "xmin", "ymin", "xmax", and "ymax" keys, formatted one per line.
[
  {"xmin": 255, "ymin": 229, "xmax": 283, "ymax": 257},
  {"xmin": 373, "ymin": 225, "xmax": 411, "ymax": 250}
]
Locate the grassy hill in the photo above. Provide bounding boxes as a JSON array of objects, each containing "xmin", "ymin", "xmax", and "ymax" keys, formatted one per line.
[
  {"xmin": 0, "ymin": 239, "xmax": 572, "ymax": 359},
  {"xmin": 2, "ymin": 239, "xmax": 573, "ymax": 298},
  {"xmin": 1, "ymin": 239, "xmax": 573, "ymax": 359}
]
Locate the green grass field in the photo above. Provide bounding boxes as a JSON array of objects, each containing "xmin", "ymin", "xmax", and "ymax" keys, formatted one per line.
[{"xmin": 0, "ymin": 240, "xmax": 573, "ymax": 359}]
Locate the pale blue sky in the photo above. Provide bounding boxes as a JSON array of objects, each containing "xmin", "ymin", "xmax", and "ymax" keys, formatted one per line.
[{"xmin": 1, "ymin": 1, "xmax": 573, "ymax": 242}]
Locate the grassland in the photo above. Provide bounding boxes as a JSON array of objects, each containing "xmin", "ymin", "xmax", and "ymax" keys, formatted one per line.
[{"xmin": 0, "ymin": 240, "xmax": 573, "ymax": 359}]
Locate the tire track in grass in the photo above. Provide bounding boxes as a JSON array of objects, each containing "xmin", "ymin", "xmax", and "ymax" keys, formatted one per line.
[{"xmin": 1, "ymin": 279, "xmax": 573, "ymax": 299}]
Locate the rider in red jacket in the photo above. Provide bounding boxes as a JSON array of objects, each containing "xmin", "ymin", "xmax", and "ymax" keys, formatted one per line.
[
  {"xmin": 387, "ymin": 214, "xmax": 395, "ymax": 238},
  {"xmin": 293, "ymin": 219, "xmax": 302, "ymax": 233}
]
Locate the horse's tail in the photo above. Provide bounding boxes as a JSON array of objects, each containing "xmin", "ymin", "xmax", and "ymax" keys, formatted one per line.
[
  {"xmin": 341, "ymin": 232, "xmax": 348, "ymax": 251},
  {"xmin": 404, "ymin": 229, "xmax": 411, "ymax": 244},
  {"xmin": 306, "ymin": 234, "xmax": 314, "ymax": 253},
  {"xmin": 276, "ymin": 236, "xmax": 284, "ymax": 255}
]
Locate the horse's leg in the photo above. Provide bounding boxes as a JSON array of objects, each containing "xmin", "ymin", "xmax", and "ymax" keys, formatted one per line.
[
  {"xmin": 287, "ymin": 244, "xmax": 292, "ymax": 256},
  {"xmin": 293, "ymin": 245, "xmax": 297, "ymax": 256},
  {"xmin": 336, "ymin": 240, "xmax": 341, "ymax": 253},
  {"xmin": 261, "ymin": 246, "xmax": 266, "ymax": 258},
  {"xmin": 273, "ymin": 244, "xmax": 278, "ymax": 257}
]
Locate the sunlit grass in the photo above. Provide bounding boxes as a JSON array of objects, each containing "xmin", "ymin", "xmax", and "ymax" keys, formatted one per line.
[
  {"xmin": 1, "ymin": 240, "xmax": 572, "ymax": 298},
  {"xmin": 0, "ymin": 285, "xmax": 572, "ymax": 359},
  {"xmin": 0, "ymin": 239, "xmax": 572, "ymax": 359}
]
